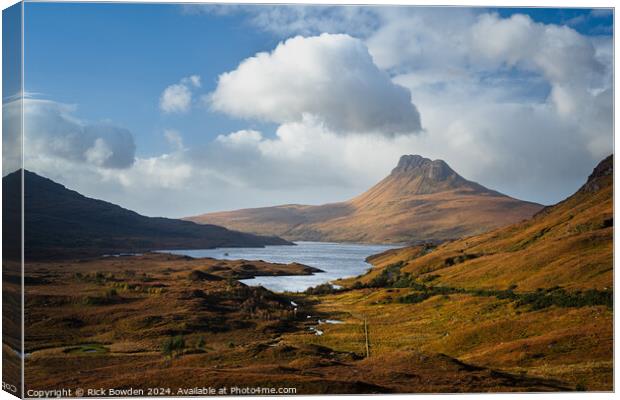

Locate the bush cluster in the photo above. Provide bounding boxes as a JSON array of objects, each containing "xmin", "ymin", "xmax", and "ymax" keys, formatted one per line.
[
  {"xmin": 304, "ymin": 283, "xmax": 343, "ymax": 295},
  {"xmin": 357, "ymin": 265, "xmax": 612, "ymax": 311}
]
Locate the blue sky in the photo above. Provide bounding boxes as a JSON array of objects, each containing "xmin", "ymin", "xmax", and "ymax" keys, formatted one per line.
[
  {"xmin": 14, "ymin": 3, "xmax": 614, "ymax": 217},
  {"xmin": 24, "ymin": 3, "xmax": 281, "ymax": 157},
  {"xmin": 495, "ymin": 7, "xmax": 613, "ymax": 35},
  {"xmin": 2, "ymin": 3, "xmax": 21, "ymax": 100}
]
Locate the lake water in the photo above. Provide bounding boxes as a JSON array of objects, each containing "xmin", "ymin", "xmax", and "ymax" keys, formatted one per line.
[{"xmin": 164, "ymin": 241, "xmax": 400, "ymax": 292}]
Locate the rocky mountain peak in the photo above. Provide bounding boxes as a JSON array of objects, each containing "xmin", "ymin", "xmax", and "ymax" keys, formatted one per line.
[{"xmin": 391, "ymin": 155, "xmax": 456, "ymax": 182}]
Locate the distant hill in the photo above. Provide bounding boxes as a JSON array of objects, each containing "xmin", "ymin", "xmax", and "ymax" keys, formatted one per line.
[
  {"xmin": 362, "ymin": 155, "xmax": 613, "ymax": 291},
  {"xmin": 2, "ymin": 170, "xmax": 291, "ymax": 260},
  {"xmin": 187, "ymin": 155, "xmax": 542, "ymax": 244}
]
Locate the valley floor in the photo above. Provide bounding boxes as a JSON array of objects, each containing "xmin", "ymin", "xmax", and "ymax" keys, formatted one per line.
[{"xmin": 13, "ymin": 252, "xmax": 612, "ymax": 394}]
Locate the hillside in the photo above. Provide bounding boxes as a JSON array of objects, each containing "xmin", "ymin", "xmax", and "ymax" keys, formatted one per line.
[
  {"xmin": 307, "ymin": 155, "xmax": 613, "ymax": 390},
  {"xmin": 2, "ymin": 170, "xmax": 291, "ymax": 260},
  {"xmin": 187, "ymin": 155, "xmax": 542, "ymax": 244},
  {"xmin": 359, "ymin": 154, "xmax": 613, "ymax": 291}
]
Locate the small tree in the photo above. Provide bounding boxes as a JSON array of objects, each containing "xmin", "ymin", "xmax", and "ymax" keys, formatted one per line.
[{"xmin": 196, "ymin": 336, "xmax": 206, "ymax": 349}]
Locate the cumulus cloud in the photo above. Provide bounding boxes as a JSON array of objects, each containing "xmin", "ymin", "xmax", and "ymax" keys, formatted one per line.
[
  {"xmin": 159, "ymin": 75, "xmax": 201, "ymax": 113},
  {"xmin": 205, "ymin": 118, "xmax": 387, "ymax": 191},
  {"xmin": 209, "ymin": 33, "xmax": 421, "ymax": 136},
  {"xmin": 366, "ymin": 8, "xmax": 478, "ymax": 71},
  {"xmin": 4, "ymin": 98, "xmax": 136, "ymax": 170}
]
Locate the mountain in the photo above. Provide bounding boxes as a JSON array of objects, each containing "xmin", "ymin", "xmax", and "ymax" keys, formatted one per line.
[
  {"xmin": 186, "ymin": 155, "xmax": 543, "ymax": 244},
  {"xmin": 2, "ymin": 170, "xmax": 292, "ymax": 260},
  {"xmin": 361, "ymin": 154, "xmax": 613, "ymax": 291}
]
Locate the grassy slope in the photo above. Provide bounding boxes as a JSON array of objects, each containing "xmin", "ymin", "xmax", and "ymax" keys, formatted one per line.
[
  {"xmin": 308, "ymin": 155, "xmax": 613, "ymax": 390},
  {"xmin": 287, "ymin": 289, "xmax": 611, "ymax": 391}
]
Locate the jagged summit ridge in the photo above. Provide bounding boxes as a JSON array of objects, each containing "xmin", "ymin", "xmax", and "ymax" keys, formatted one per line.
[
  {"xmin": 394, "ymin": 154, "xmax": 445, "ymax": 167},
  {"xmin": 391, "ymin": 154, "xmax": 462, "ymax": 182},
  {"xmin": 384, "ymin": 155, "xmax": 474, "ymax": 195}
]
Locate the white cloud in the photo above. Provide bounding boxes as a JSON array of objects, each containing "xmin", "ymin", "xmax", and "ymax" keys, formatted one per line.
[
  {"xmin": 9, "ymin": 98, "xmax": 136, "ymax": 170},
  {"xmin": 84, "ymin": 138, "xmax": 113, "ymax": 166},
  {"xmin": 159, "ymin": 75, "xmax": 201, "ymax": 113},
  {"xmin": 206, "ymin": 115, "xmax": 415, "ymax": 192},
  {"xmin": 102, "ymin": 153, "xmax": 193, "ymax": 190},
  {"xmin": 160, "ymin": 84, "xmax": 191, "ymax": 113},
  {"xmin": 365, "ymin": 8, "xmax": 478, "ymax": 71},
  {"xmin": 469, "ymin": 13, "xmax": 605, "ymax": 117},
  {"xmin": 209, "ymin": 33, "xmax": 421, "ymax": 136},
  {"xmin": 216, "ymin": 129, "xmax": 263, "ymax": 147}
]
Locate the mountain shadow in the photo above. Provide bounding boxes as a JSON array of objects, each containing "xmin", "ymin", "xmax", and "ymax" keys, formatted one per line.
[{"xmin": 2, "ymin": 170, "xmax": 292, "ymax": 260}]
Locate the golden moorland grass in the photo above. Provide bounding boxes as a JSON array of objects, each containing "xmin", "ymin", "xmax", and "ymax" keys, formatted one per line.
[
  {"xmin": 20, "ymin": 253, "xmax": 575, "ymax": 394},
  {"xmin": 285, "ymin": 289, "xmax": 611, "ymax": 391}
]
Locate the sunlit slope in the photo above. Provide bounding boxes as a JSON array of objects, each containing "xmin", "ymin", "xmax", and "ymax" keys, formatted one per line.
[
  {"xmin": 188, "ymin": 155, "xmax": 542, "ymax": 244},
  {"xmin": 362, "ymin": 155, "xmax": 613, "ymax": 291}
]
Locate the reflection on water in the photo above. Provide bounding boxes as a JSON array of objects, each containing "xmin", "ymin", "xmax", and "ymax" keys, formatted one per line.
[{"xmin": 163, "ymin": 241, "xmax": 400, "ymax": 292}]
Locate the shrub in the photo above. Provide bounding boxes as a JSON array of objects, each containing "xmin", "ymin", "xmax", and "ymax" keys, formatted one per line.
[
  {"xmin": 444, "ymin": 253, "xmax": 481, "ymax": 267},
  {"xmin": 80, "ymin": 288, "xmax": 119, "ymax": 306},
  {"xmin": 161, "ymin": 335, "xmax": 186, "ymax": 358},
  {"xmin": 161, "ymin": 338, "xmax": 173, "ymax": 357},
  {"xmin": 421, "ymin": 274, "xmax": 440, "ymax": 283}
]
